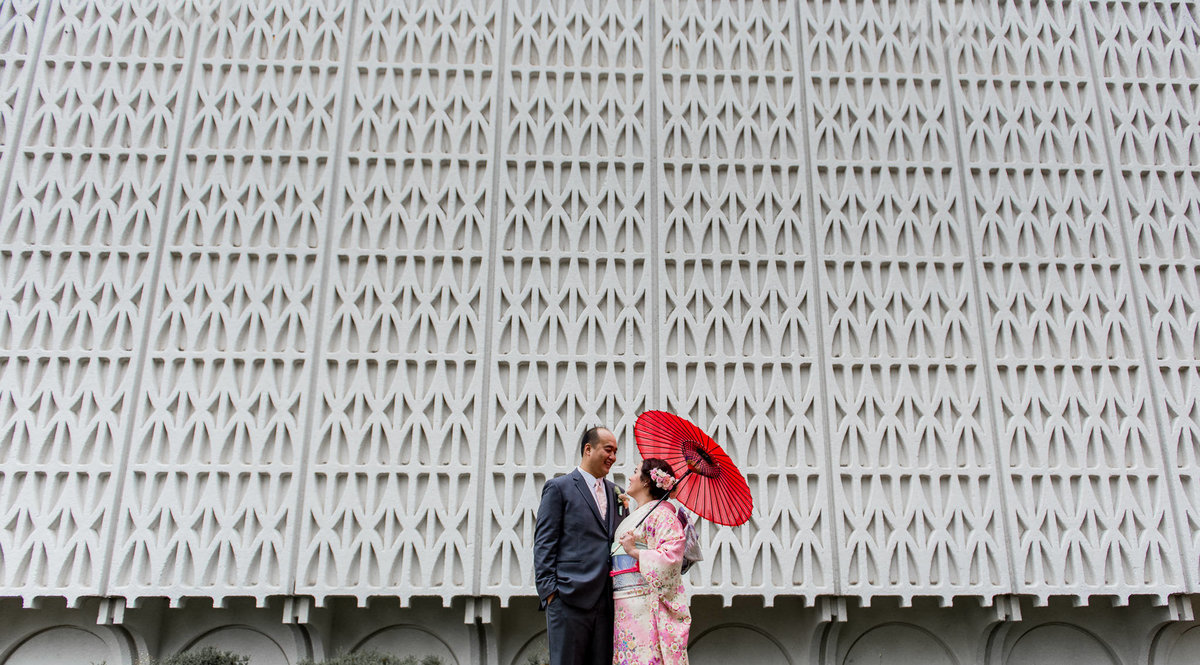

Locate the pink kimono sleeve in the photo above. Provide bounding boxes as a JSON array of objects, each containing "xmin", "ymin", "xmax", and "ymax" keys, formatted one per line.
[{"xmin": 638, "ymin": 505, "xmax": 686, "ymax": 599}]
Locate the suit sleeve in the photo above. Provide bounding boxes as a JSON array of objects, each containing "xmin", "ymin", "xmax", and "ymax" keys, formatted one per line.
[{"xmin": 533, "ymin": 478, "xmax": 563, "ymax": 609}]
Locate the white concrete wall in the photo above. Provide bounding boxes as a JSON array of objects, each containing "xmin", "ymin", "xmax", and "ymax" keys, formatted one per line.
[
  {"xmin": 1, "ymin": 0, "xmax": 1200, "ymax": 662},
  {"xmin": 2, "ymin": 596, "xmax": 1200, "ymax": 664}
]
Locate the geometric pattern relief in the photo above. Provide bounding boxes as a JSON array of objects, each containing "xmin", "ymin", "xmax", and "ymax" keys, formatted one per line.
[
  {"xmin": 0, "ymin": 1, "xmax": 40, "ymax": 161},
  {"xmin": 1160, "ymin": 363, "xmax": 1200, "ymax": 589},
  {"xmin": 484, "ymin": 0, "xmax": 652, "ymax": 603},
  {"xmin": 805, "ymin": 0, "xmax": 1007, "ymax": 602},
  {"xmin": 4, "ymin": 0, "xmax": 1200, "ymax": 608},
  {"xmin": 1089, "ymin": 0, "xmax": 1200, "ymax": 590},
  {"xmin": 297, "ymin": 0, "xmax": 498, "ymax": 604},
  {"xmin": 0, "ymin": 0, "xmax": 196, "ymax": 603},
  {"xmin": 995, "ymin": 363, "xmax": 1176, "ymax": 597},
  {"xmin": 0, "ymin": 355, "xmax": 123, "ymax": 603},
  {"xmin": 659, "ymin": 0, "xmax": 829, "ymax": 602},
  {"xmin": 951, "ymin": 0, "xmax": 1185, "ymax": 599},
  {"xmin": 109, "ymin": 0, "xmax": 345, "ymax": 604}
]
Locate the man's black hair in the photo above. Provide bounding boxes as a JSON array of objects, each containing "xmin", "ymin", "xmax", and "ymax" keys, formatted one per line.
[{"xmin": 579, "ymin": 426, "xmax": 605, "ymax": 457}]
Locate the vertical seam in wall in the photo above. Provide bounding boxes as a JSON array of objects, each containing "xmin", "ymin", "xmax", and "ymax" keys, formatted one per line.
[
  {"xmin": 96, "ymin": 4, "xmax": 206, "ymax": 597},
  {"xmin": 646, "ymin": 0, "xmax": 663, "ymax": 411},
  {"xmin": 0, "ymin": 0, "xmax": 54, "ymax": 604},
  {"xmin": 285, "ymin": 0, "xmax": 361, "ymax": 596},
  {"xmin": 1079, "ymin": 0, "xmax": 1194, "ymax": 593},
  {"xmin": 471, "ymin": 0, "xmax": 512, "ymax": 600},
  {"xmin": 0, "ymin": 0, "xmax": 50, "ymax": 212},
  {"xmin": 789, "ymin": 0, "xmax": 843, "ymax": 600},
  {"xmin": 934, "ymin": 0, "xmax": 1021, "ymax": 601}
]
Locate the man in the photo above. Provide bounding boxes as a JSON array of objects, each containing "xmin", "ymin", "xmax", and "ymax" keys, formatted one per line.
[{"xmin": 534, "ymin": 426, "xmax": 626, "ymax": 665}]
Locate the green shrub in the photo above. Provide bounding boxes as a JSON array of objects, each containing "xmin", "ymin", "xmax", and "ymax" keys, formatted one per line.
[
  {"xmin": 520, "ymin": 643, "xmax": 549, "ymax": 657},
  {"xmin": 522, "ymin": 637, "xmax": 549, "ymax": 665},
  {"xmin": 151, "ymin": 646, "xmax": 250, "ymax": 665},
  {"xmin": 298, "ymin": 652, "xmax": 442, "ymax": 665}
]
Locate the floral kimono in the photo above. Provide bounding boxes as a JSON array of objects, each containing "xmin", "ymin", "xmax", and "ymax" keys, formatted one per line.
[{"xmin": 611, "ymin": 501, "xmax": 691, "ymax": 665}]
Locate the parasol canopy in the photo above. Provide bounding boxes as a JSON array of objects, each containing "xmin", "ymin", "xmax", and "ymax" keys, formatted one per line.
[{"xmin": 633, "ymin": 410, "xmax": 753, "ymax": 527}]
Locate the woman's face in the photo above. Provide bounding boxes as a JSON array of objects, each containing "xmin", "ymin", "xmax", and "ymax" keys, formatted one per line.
[{"xmin": 627, "ymin": 464, "xmax": 646, "ymax": 494}]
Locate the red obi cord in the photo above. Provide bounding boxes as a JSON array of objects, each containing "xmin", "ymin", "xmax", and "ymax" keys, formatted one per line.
[{"xmin": 610, "ymin": 563, "xmax": 640, "ymax": 577}]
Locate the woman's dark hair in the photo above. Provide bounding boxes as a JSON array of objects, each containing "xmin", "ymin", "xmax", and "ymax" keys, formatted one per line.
[{"xmin": 639, "ymin": 458, "xmax": 675, "ymax": 500}]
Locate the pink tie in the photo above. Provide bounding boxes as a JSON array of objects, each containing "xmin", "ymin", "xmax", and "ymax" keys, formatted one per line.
[{"xmin": 593, "ymin": 479, "xmax": 607, "ymax": 520}]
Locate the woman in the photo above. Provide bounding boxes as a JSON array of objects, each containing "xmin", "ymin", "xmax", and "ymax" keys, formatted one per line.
[{"xmin": 611, "ymin": 458, "xmax": 691, "ymax": 665}]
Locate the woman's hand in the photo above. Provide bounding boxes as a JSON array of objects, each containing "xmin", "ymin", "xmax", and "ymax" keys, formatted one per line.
[{"xmin": 620, "ymin": 531, "xmax": 640, "ymax": 558}]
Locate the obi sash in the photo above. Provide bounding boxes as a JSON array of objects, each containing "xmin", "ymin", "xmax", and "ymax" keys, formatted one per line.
[{"xmin": 610, "ymin": 550, "xmax": 649, "ymax": 597}]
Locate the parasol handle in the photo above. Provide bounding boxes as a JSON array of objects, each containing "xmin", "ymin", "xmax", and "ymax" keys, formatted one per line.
[{"xmin": 629, "ymin": 468, "xmax": 694, "ymax": 531}]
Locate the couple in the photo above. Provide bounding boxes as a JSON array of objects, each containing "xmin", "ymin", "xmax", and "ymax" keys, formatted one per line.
[{"xmin": 534, "ymin": 426, "xmax": 692, "ymax": 665}]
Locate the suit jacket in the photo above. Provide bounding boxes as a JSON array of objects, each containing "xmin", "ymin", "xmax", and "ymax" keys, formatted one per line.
[{"xmin": 533, "ymin": 469, "xmax": 626, "ymax": 610}]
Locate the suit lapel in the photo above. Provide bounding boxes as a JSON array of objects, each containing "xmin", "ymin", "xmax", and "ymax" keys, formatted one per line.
[
  {"xmin": 572, "ymin": 470, "xmax": 606, "ymax": 530},
  {"xmin": 605, "ymin": 479, "xmax": 619, "ymax": 533}
]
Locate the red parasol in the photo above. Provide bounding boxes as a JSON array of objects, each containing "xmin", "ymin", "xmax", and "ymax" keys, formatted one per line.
[{"xmin": 633, "ymin": 410, "xmax": 753, "ymax": 527}]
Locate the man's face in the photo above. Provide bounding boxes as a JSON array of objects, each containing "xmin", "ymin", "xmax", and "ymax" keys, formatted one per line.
[{"xmin": 582, "ymin": 428, "xmax": 618, "ymax": 478}]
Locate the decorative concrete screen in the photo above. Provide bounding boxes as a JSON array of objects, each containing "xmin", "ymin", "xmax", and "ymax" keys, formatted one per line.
[{"xmin": 2, "ymin": 0, "xmax": 1199, "ymax": 617}]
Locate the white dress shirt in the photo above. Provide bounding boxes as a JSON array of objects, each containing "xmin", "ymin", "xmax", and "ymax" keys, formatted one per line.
[{"xmin": 576, "ymin": 466, "xmax": 608, "ymax": 516}]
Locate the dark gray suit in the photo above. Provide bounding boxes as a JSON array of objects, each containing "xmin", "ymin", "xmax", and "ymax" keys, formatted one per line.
[{"xmin": 534, "ymin": 469, "xmax": 625, "ymax": 665}]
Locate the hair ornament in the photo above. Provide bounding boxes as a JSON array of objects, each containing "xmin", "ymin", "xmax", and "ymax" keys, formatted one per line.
[{"xmin": 649, "ymin": 467, "xmax": 676, "ymax": 491}]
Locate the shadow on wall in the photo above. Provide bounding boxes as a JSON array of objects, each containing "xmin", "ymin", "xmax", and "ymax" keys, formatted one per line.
[
  {"xmin": 688, "ymin": 625, "xmax": 791, "ymax": 665},
  {"xmin": 841, "ymin": 624, "xmax": 954, "ymax": 665},
  {"xmin": 511, "ymin": 631, "xmax": 548, "ymax": 665},
  {"xmin": 183, "ymin": 626, "xmax": 289, "ymax": 665},
  {"xmin": 3, "ymin": 626, "xmax": 110, "ymax": 665},
  {"xmin": 0, "ymin": 624, "xmax": 455, "ymax": 665},
  {"xmin": 1006, "ymin": 624, "xmax": 1118, "ymax": 665},
  {"xmin": 512, "ymin": 625, "xmax": 793, "ymax": 665},
  {"xmin": 351, "ymin": 626, "xmax": 457, "ymax": 665},
  {"xmin": 1161, "ymin": 626, "xmax": 1200, "ymax": 665}
]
